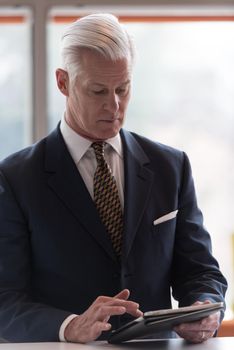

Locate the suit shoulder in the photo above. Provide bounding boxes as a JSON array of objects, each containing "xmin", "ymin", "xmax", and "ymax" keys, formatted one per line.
[
  {"xmin": 0, "ymin": 124, "xmax": 62, "ymax": 172},
  {"xmin": 0, "ymin": 136, "xmax": 49, "ymax": 180},
  {"xmin": 129, "ymin": 131, "xmax": 185, "ymax": 162}
]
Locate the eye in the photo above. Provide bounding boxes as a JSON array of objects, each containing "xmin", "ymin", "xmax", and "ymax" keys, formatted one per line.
[
  {"xmin": 116, "ymin": 88, "xmax": 128, "ymax": 96},
  {"xmin": 93, "ymin": 90, "xmax": 105, "ymax": 95}
]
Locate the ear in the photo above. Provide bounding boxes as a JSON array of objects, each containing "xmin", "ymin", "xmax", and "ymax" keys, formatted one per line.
[{"xmin": 56, "ymin": 68, "xmax": 69, "ymax": 96}]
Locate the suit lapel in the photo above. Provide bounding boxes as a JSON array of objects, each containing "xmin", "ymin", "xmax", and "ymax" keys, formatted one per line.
[
  {"xmin": 44, "ymin": 126, "xmax": 118, "ymax": 263},
  {"xmin": 121, "ymin": 130, "xmax": 154, "ymax": 260},
  {"xmin": 44, "ymin": 126, "xmax": 154, "ymax": 263}
]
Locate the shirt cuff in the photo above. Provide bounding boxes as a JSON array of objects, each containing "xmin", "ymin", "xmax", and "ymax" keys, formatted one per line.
[{"xmin": 59, "ymin": 314, "xmax": 78, "ymax": 342}]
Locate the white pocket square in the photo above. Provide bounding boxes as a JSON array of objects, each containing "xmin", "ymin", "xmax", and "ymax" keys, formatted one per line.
[{"xmin": 153, "ymin": 210, "xmax": 178, "ymax": 226}]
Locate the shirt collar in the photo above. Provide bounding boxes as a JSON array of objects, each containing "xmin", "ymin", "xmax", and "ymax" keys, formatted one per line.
[{"xmin": 60, "ymin": 116, "xmax": 123, "ymax": 164}]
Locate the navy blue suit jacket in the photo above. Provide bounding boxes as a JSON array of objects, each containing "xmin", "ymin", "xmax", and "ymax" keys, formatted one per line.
[{"xmin": 0, "ymin": 126, "xmax": 227, "ymax": 342}]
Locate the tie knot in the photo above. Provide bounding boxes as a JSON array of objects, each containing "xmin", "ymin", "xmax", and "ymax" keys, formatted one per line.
[{"xmin": 92, "ymin": 142, "xmax": 105, "ymax": 162}]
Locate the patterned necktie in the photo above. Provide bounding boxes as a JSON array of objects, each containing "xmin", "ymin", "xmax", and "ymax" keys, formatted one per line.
[{"xmin": 92, "ymin": 142, "xmax": 123, "ymax": 257}]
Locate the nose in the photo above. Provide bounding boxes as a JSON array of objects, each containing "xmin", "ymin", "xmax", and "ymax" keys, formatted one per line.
[{"xmin": 103, "ymin": 93, "xmax": 120, "ymax": 114}]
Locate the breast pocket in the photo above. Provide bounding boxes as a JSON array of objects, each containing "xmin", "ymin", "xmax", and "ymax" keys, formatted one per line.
[
  {"xmin": 151, "ymin": 218, "xmax": 177, "ymax": 263},
  {"xmin": 152, "ymin": 217, "xmax": 177, "ymax": 236}
]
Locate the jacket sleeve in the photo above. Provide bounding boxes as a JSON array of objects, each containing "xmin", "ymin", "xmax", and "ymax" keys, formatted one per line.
[
  {"xmin": 0, "ymin": 170, "xmax": 71, "ymax": 342},
  {"xmin": 171, "ymin": 152, "xmax": 227, "ymax": 309}
]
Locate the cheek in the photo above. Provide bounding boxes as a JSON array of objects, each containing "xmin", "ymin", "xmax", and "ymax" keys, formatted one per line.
[
  {"xmin": 85, "ymin": 105, "xmax": 101, "ymax": 124},
  {"xmin": 121, "ymin": 98, "xmax": 130, "ymax": 112},
  {"xmin": 70, "ymin": 91, "xmax": 81, "ymax": 111}
]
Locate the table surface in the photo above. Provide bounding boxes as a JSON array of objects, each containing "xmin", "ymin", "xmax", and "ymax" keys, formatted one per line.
[{"xmin": 0, "ymin": 338, "xmax": 234, "ymax": 350}]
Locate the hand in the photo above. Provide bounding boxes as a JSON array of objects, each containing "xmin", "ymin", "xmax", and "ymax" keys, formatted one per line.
[
  {"xmin": 64, "ymin": 289, "xmax": 142, "ymax": 343},
  {"xmin": 174, "ymin": 300, "xmax": 220, "ymax": 343}
]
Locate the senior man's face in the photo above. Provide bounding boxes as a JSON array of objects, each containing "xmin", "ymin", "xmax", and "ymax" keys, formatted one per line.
[{"xmin": 58, "ymin": 50, "xmax": 132, "ymax": 141}]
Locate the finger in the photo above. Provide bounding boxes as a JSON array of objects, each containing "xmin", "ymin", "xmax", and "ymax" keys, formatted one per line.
[
  {"xmin": 175, "ymin": 329, "xmax": 214, "ymax": 344},
  {"xmin": 78, "ymin": 321, "xmax": 112, "ymax": 343},
  {"xmin": 192, "ymin": 300, "xmax": 211, "ymax": 306},
  {"xmin": 119, "ymin": 300, "xmax": 143, "ymax": 317},
  {"xmin": 90, "ymin": 321, "xmax": 112, "ymax": 341},
  {"xmin": 91, "ymin": 298, "xmax": 141, "ymax": 324},
  {"xmin": 90, "ymin": 290, "xmax": 130, "ymax": 306},
  {"xmin": 92, "ymin": 320, "xmax": 112, "ymax": 336},
  {"xmin": 94, "ymin": 305, "xmax": 127, "ymax": 320},
  {"xmin": 106, "ymin": 298, "xmax": 139, "ymax": 308},
  {"xmin": 192, "ymin": 301, "xmax": 204, "ymax": 306},
  {"xmin": 178, "ymin": 331, "xmax": 203, "ymax": 343},
  {"xmin": 105, "ymin": 298, "xmax": 143, "ymax": 317},
  {"xmin": 96, "ymin": 302, "xmax": 142, "ymax": 320},
  {"xmin": 176, "ymin": 312, "xmax": 217, "ymax": 330},
  {"xmin": 103, "ymin": 315, "xmax": 110, "ymax": 323},
  {"xmin": 200, "ymin": 313, "xmax": 220, "ymax": 331},
  {"xmin": 174, "ymin": 316, "xmax": 219, "ymax": 334},
  {"xmin": 114, "ymin": 289, "xmax": 130, "ymax": 300},
  {"xmin": 174, "ymin": 319, "xmax": 203, "ymax": 333}
]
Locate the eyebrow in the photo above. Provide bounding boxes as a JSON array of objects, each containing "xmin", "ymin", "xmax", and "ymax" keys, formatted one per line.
[{"xmin": 91, "ymin": 80, "xmax": 131, "ymax": 88}]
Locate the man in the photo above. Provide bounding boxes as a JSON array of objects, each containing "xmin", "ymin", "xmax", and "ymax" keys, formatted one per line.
[{"xmin": 0, "ymin": 13, "xmax": 227, "ymax": 344}]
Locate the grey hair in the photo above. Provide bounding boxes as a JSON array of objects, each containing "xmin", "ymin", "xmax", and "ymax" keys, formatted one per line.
[{"xmin": 60, "ymin": 13, "xmax": 135, "ymax": 82}]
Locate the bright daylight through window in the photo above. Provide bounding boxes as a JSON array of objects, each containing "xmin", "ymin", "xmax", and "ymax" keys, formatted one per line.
[{"xmin": 0, "ymin": 8, "xmax": 32, "ymax": 160}]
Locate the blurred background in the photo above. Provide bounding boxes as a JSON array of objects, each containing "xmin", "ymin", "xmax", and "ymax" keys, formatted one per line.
[{"xmin": 0, "ymin": 0, "xmax": 234, "ymax": 318}]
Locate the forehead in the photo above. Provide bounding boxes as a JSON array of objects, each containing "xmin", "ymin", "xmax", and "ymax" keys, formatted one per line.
[{"xmin": 79, "ymin": 50, "xmax": 132, "ymax": 85}]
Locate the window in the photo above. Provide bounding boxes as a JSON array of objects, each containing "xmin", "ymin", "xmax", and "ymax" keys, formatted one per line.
[
  {"xmin": 0, "ymin": 8, "xmax": 32, "ymax": 159},
  {"xmin": 126, "ymin": 21, "xmax": 234, "ymax": 316}
]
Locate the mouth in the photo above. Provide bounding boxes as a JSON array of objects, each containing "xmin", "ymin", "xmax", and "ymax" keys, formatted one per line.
[{"xmin": 99, "ymin": 118, "xmax": 120, "ymax": 123}]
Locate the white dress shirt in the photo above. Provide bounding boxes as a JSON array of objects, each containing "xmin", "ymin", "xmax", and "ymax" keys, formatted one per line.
[
  {"xmin": 60, "ymin": 116, "xmax": 124, "ymax": 208},
  {"xmin": 58, "ymin": 116, "xmax": 124, "ymax": 341}
]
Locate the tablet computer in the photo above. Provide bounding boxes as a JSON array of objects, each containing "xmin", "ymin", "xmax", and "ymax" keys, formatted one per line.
[{"xmin": 108, "ymin": 302, "xmax": 224, "ymax": 344}]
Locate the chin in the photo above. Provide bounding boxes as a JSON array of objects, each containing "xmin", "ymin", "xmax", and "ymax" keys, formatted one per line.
[
  {"xmin": 90, "ymin": 121, "xmax": 123, "ymax": 140},
  {"xmin": 103, "ymin": 130, "xmax": 120, "ymax": 140}
]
